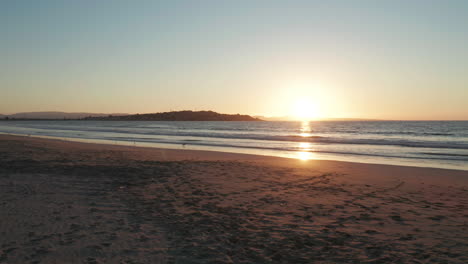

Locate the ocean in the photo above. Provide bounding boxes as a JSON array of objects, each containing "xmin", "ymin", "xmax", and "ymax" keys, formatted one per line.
[{"xmin": 0, "ymin": 120, "xmax": 467, "ymax": 170}]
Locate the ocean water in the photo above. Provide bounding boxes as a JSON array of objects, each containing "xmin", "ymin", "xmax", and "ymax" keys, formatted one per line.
[{"xmin": 0, "ymin": 120, "xmax": 467, "ymax": 170}]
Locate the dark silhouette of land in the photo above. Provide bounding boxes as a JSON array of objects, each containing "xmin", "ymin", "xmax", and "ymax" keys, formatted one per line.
[
  {"xmin": 0, "ymin": 111, "xmax": 262, "ymax": 121},
  {"xmin": 0, "ymin": 111, "xmax": 128, "ymax": 120},
  {"xmin": 84, "ymin": 111, "xmax": 262, "ymax": 121}
]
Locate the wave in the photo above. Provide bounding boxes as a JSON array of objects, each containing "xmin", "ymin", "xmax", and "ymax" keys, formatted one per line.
[
  {"xmin": 17, "ymin": 122, "xmax": 463, "ymax": 137},
  {"xmin": 304, "ymin": 130, "xmax": 456, "ymax": 136},
  {"xmin": 2, "ymin": 123, "xmax": 468, "ymax": 150},
  {"xmin": 419, "ymin": 152, "xmax": 468, "ymax": 157},
  {"xmin": 105, "ymin": 136, "xmax": 468, "ymax": 162},
  {"xmin": 2, "ymin": 131, "xmax": 467, "ymax": 164}
]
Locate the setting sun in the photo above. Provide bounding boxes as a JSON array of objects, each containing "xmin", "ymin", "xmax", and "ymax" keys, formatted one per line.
[
  {"xmin": 292, "ymin": 98, "xmax": 320, "ymax": 121},
  {"xmin": 2, "ymin": 1, "xmax": 468, "ymax": 263}
]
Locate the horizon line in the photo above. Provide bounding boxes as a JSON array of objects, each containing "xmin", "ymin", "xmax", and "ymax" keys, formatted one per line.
[{"xmin": 1, "ymin": 110, "xmax": 467, "ymax": 122}]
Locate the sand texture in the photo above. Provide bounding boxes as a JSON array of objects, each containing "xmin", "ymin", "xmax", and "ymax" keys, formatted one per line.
[{"xmin": 1, "ymin": 135, "xmax": 468, "ymax": 263}]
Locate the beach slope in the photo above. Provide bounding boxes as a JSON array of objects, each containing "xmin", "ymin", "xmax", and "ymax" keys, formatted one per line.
[{"xmin": 1, "ymin": 135, "xmax": 467, "ymax": 263}]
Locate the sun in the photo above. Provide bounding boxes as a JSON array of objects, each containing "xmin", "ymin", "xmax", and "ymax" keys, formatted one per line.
[{"xmin": 292, "ymin": 98, "xmax": 320, "ymax": 121}]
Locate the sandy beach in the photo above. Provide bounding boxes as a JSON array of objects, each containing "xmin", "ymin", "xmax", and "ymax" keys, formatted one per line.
[{"xmin": 1, "ymin": 134, "xmax": 467, "ymax": 263}]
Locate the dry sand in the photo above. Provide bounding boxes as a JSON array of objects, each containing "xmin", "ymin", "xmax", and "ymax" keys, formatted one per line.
[{"xmin": 0, "ymin": 134, "xmax": 467, "ymax": 263}]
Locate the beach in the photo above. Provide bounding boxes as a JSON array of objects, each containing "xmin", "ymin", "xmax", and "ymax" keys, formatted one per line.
[{"xmin": 1, "ymin": 134, "xmax": 467, "ymax": 263}]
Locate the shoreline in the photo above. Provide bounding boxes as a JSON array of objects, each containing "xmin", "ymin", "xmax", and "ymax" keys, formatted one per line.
[
  {"xmin": 1, "ymin": 134, "xmax": 468, "ymax": 263},
  {"xmin": 2, "ymin": 132, "xmax": 468, "ymax": 172}
]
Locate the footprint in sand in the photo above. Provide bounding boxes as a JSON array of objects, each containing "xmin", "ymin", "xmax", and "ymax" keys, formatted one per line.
[
  {"xmin": 86, "ymin": 257, "xmax": 99, "ymax": 264},
  {"xmin": 31, "ymin": 247, "xmax": 50, "ymax": 258},
  {"xmin": 428, "ymin": 215, "xmax": 446, "ymax": 221},
  {"xmin": 70, "ymin": 223, "xmax": 81, "ymax": 230},
  {"xmin": 390, "ymin": 215, "xmax": 403, "ymax": 222}
]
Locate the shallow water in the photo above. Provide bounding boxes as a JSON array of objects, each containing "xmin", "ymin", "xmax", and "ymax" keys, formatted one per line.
[{"xmin": 0, "ymin": 120, "xmax": 467, "ymax": 170}]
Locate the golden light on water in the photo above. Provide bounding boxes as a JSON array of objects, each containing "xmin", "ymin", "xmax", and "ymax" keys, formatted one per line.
[
  {"xmin": 300, "ymin": 120, "xmax": 311, "ymax": 137},
  {"xmin": 295, "ymin": 121, "xmax": 316, "ymax": 161},
  {"xmin": 298, "ymin": 142, "xmax": 311, "ymax": 150},
  {"xmin": 297, "ymin": 151, "xmax": 313, "ymax": 161},
  {"xmin": 296, "ymin": 142, "xmax": 315, "ymax": 161}
]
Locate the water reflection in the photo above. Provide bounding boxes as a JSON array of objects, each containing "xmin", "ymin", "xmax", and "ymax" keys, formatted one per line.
[
  {"xmin": 296, "ymin": 141, "xmax": 315, "ymax": 161},
  {"xmin": 297, "ymin": 151, "xmax": 313, "ymax": 160},
  {"xmin": 300, "ymin": 121, "xmax": 311, "ymax": 137},
  {"xmin": 299, "ymin": 142, "xmax": 311, "ymax": 150}
]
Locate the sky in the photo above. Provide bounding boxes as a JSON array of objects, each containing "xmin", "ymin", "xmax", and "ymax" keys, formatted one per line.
[{"xmin": 1, "ymin": 0, "xmax": 467, "ymax": 120}]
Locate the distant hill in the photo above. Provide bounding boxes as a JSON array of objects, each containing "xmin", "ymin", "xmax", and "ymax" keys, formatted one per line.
[
  {"xmin": 0, "ymin": 111, "xmax": 382, "ymax": 121},
  {"xmin": 2, "ymin": 111, "xmax": 128, "ymax": 120},
  {"xmin": 85, "ymin": 111, "xmax": 262, "ymax": 121}
]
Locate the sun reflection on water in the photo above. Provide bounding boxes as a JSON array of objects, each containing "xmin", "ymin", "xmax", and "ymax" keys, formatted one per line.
[
  {"xmin": 298, "ymin": 142, "xmax": 311, "ymax": 150},
  {"xmin": 299, "ymin": 120, "xmax": 312, "ymax": 137},
  {"xmin": 297, "ymin": 151, "xmax": 314, "ymax": 161},
  {"xmin": 296, "ymin": 141, "xmax": 316, "ymax": 161},
  {"xmin": 295, "ymin": 121, "xmax": 316, "ymax": 160},
  {"xmin": 301, "ymin": 121, "xmax": 311, "ymax": 132}
]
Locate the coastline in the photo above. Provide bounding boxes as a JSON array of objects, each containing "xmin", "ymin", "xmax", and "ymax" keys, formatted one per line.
[
  {"xmin": 2, "ymin": 117, "xmax": 468, "ymax": 172},
  {"xmin": 2, "ymin": 131, "xmax": 467, "ymax": 171},
  {"xmin": 1, "ymin": 134, "xmax": 468, "ymax": 263}
]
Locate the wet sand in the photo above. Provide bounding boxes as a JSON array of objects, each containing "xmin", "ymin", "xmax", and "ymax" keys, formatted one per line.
[{"xmin": 1, "ymin": 134, "xmax": 467, "ymax": 263}]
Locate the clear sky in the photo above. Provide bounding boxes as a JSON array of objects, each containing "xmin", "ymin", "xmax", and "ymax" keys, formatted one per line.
[{"xmin": 1, "ymin": 0, "xmax": 467, "ymax": 120}]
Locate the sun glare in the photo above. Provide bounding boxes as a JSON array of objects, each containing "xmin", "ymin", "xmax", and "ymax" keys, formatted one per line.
[
  {"xmin": 296, "ymin": 142, "xmax": 315, "ymax": 161},
  {"xmin": 292, "ymin": 98, "xmax": 320, "ymax": 121}
]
